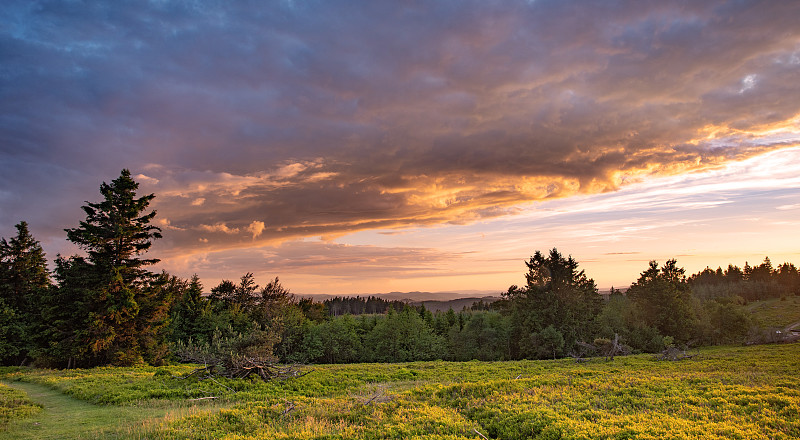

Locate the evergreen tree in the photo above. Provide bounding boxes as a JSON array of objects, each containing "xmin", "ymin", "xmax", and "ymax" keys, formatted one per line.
[
  {"xmin": 0, "ymin": 221, "xmax": 51, "ymax": 365},
  {"xmin": 42, "ymin": 255, "xmax": 96, "ymax": 368},
  {"xmin": 0, "ymin": 298, "xmax": 24, "ymax": 365},
  {"xmin": 749, "ymin": 257, "xmax": 775, "ymax": 283},
  {"xmin": 724, "ymin": 264, "xmax": 744, "ymax": 283},
  {"xmin": 65, "ymin": 169, "xmax": 161, "ymax": 280},
  {"xmin": 209, "ymin": 279, "xmax": 237, "ymax": 306},
  {"xmin": 627, "ymin": 260, "xmax": 697, "ymax": 343},
  {"xmin": 0, "ymin": 222, "xmax": 51, "ymax": 310},
  {"xmin": 776, "ymin": 263, "xmax": 799, "ymax": 296},
  {"xmin": 170, "ymin": 275, "xmax": 214, "ymax": 344},
  {"xmin": 298, "ymin": 297, "xmax": 328, "ymax": 322},
  {"xmin": 253, "ymin": 276, "xmax": 294, "ymax": 327},
  {"xmin": 255, "ymin": 278, "xmax": 305, "ymax": 362},
  {"xmin": 504, "ymin": 249, "xmax": 602, "ymax": 359},
  {"xmin": 137, "ymin": 271, "xmax": 183, "ymax": 364},
  {"xmin": 57, "ymin": 169, "xmax": 170, "ymax": 366}
]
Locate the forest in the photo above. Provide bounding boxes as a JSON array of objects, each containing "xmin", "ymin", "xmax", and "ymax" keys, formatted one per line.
[{"xmin": 1, "ymin": 170, "xmax": 798, "ymax": 369}]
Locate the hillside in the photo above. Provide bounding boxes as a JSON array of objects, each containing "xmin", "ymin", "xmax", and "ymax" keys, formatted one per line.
[{"xmin": 747, "ymin": 296, "xmax": 800, "ymax": 330}]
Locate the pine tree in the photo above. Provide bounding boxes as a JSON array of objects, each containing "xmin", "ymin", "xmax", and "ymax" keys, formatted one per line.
[
  {"xmin": 504, "ymin": 249, "xmax": 602, "ymax": 359},
  {"xmin": 170, "ymin": 274, "xmax": 214, "ymax": 344},
  {"xmin": 0, "ymin": 221, "xmax": 51, "ymax": 365},
  {"xmin": 58, "ymin": 169, "xmax": 170, "ymax": 366},
  {"xmin": 627, "ymin": 259, "xmax": 697, "ymax": 343},
  {"xmin": 65, "ymin": 169, "xmax": 161, "ymax": 281},
  {"xmin": 41, "ymin": 255, "xmax": 96, "ymax": 368},
  {"xmin": 0, "ymin": 222, "xmax": 51, "ymax": 310}
]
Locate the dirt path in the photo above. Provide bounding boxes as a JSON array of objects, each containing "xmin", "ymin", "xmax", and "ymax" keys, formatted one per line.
[
  {"xmin": 1, "ymin": 380, "xmax": 220, "ymax": 439},
  {"xmin": 784, "ymin": 320, "xmax": 800, "ymax": 333}
]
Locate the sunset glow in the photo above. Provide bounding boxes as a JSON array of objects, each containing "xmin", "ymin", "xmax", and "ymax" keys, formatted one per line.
[{"xmin": 2, "ymin": 1, "xmax": 799, "ymax": 295}]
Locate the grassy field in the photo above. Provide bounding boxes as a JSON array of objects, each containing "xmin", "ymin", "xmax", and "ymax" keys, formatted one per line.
[
  {"xmin": 747, "ymin": 296, "xmax": 800, "ymax": 329},
  {"xmin": 1, "ymin": 342, "xmax": 798, "ymax": 439},
  {"xmin": 0, "ymin": 382, "xmax": 41, "ymax": 430}
]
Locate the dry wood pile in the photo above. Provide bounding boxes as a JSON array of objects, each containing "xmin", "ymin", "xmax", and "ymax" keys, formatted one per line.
[{"xmin": 171, "ymin": 330, "xmax": 308, "ymax": 382}]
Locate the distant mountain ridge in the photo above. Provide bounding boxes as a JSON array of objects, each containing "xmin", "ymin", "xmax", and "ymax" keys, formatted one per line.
[
  {"xmin": 298, "ymin": 290, "xmax": 502, "ymax": 302},
  {"xmin": 298, "ymin": 288, "xmax": 620, "ymax": 303}
]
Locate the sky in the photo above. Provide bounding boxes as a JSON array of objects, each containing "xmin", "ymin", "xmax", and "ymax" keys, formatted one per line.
[{"xmin": 2, "ymin": 0, "xmax": 799, "ymax": 296}]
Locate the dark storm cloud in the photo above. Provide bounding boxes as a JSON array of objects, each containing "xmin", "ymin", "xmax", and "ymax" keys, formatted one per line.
[{"xmin": 1, "ymin": 0, "xmax": 799, "ymax": 260}]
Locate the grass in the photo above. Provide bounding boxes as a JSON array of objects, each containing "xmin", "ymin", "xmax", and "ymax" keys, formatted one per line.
[
  {"xmin": 0, "ymin": 380, "xmax": 225, "ymax": 439},
  {"xmin": 747, "ymin": 296, "xmax": 800, "ymax": 328},
  {"xmin": 1, "ymin": 343, "xmax": 799, "ymax": 439},
  {"xmin": 0, "ymin": 382, "xmax": 41, "ymax": 429}
]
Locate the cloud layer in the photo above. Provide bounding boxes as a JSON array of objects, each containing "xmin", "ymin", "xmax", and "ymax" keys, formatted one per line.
[{"xmin": 1, "ymin": 1, "xmax": 799, "ymax": 289}]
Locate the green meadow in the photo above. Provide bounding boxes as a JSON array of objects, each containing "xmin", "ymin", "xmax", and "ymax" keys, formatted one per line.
[{"xmin": 2, "ymin": 342, "xmax": 798, "ymax": 440}]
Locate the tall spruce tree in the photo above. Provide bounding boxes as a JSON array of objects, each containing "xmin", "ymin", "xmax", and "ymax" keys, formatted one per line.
[
  {"xmin": 503, "ymin": 249, "xmax": 603, "ymax": 359},
  {"xmin": 0, "ymin": 221, "xmax": 51, "ymax": 365},
  {"xmin": 66, "ymin": 169, "xmax": 162, "ymax": 280},
  {"xmin": 58, "ymin": 169, "xmax": 169, "ymax": 366}
]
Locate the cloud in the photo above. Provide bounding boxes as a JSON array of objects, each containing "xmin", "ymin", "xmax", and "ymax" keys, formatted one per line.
[
  {"xmin": 247, "ymin": 220, "xmax": 265, "ymax": 240},
  {"xmin": 333, "ymin": 147, "xmax": 800, "ymax": 290},
  {"xmin": 2, "ymin": 0, "xmax": 799, "ymax": 279},
  {"xmin": 161, "ymin": 240, "xmax": 497, "ymax": 289},
  {"xmin": 198, "ymin": 223, "xmax": 240, "ymax": 234}
]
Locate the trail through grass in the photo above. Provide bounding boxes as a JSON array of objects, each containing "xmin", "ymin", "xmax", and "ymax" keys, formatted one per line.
[
  {"xmin": 2, "ymin": 344, "xmax": 798, "ymax": 439},
  {"xmin": 1, "ymin": 380, "xmax": 223, "ymax": 439}
]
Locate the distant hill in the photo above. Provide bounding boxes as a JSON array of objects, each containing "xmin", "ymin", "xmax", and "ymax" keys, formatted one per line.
[
  {"xmin": 300, "ymin": 288, "xmax": 624, "ymax": 310},
  {"xmin": 298, "ymin": 290, "xmax": 502, "ymax": 302},
  {"xmin": 413, "ymin": 296, "xmax": 500, "ymax": 313}
]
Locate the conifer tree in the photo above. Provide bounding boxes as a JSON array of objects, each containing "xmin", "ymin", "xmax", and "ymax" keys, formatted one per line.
[
  {"xmin": 170, "ymin": 274, "xmax": 214, "ymax": 344},
  {"xmin": 0, "ymin": 222, "xmax": 51, "ymax": 309},
  {"xmin": 504, "ymin": 249, "xmax": 602, "ymax": 359},
  {"xmin": 58, "ymin": 169, "xmax": 171, "ymax": 366},
  {"xmin": 65, "ymin": 169, "xmax": 162, "ymax": 281},
  {"xmin": 627, "ymin": 259, "xmax": 697, "ymax": 343},
  {"xmin": 0, "ymin": 221, "xmax": 51, "ymax": 365},
  {"xmin": 42, "ymin": 255, "xmax": 95, "ymax": 368}
]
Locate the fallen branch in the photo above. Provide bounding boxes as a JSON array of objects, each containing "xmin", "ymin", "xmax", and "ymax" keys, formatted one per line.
[
  {"xmin": 474, "ymin": 428, "xmax": 490, "ymax": 439},
  {"xmin": 657, "ymin": 346, "xmax": 695, "ymax": 361},
  {"xmin": 187, "ymin": 396, "xmax": 218, "ymax": 401},
  {"xmin": 354, "ymin": 386, "xmax": 392, "ymax": 406},
  {"xmin": 172, "ymin": 339, "xmax": 308, "ymax": 383},
  {"xmin": 171, "ymin": 330, "xmax": 307, "ymax": 383},
  {"xmin": 363, "ymin": 389, "xmax": 384, "ymax": 406},
  {"xmin": 207, "ymin": 375, "xmax": 236, "ymax": 392},
  {"xmin": 281, "ymin": 401, "xmax": 296, "ymax": 416}
]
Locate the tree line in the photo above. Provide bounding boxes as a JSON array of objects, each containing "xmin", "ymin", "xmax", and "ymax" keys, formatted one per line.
[
  {"xmin": 1, "ymin": 170, "xmax": 798, "ymax": 367},
  {"xmin": 323, "ymin": 296, "xmax": 410, "ymax": 316}
]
